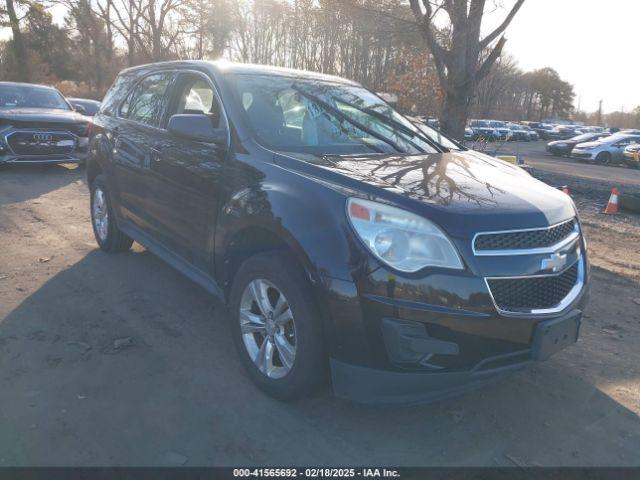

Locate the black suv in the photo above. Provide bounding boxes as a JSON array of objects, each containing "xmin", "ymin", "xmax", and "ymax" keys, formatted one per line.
[
  {"xmin": 0, "ymin": 82, "xmax": 90, "ymax": 165},
  {"xmin": 87, "ymin": 61, "xmax": 589, "ymax": 405}
]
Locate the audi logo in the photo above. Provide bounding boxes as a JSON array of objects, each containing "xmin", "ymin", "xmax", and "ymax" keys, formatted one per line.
[{"xmin": 33, "ymin": 133, "xmax": 53, "ymax": 142}]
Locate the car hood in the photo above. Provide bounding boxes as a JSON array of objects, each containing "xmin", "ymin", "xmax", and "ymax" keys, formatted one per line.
[
  {"xmin": 0, "ymin": 108, "xmax": 87, "ymax": 124},
  {"xmin": 275, "ymin": 150, "xmax": 575, "ymax": 237}
]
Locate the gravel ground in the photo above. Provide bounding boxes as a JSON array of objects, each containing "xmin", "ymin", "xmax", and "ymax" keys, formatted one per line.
[
  {"xmin": 0, "ymin": 161, "xmax": 639, "ymax": 467},
  {"xmin": 491, "ymin": 140, "xmax": 640, "ymax": 281},
  {"xmin": 533, "ymin": 164, "xmax": 640, "ymax": 282}
]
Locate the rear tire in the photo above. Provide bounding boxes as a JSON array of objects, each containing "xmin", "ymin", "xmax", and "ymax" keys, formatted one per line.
[
  {"xmin": 229, "ymin": 252, "xmax": 326, "ymax": 400},
  {"xmin": 90, "ymin": 174, "xmax": 133, "ymax": 253},
  {"xmin": 595, "ymin": 152, "xmax": 611, "ymax": 165}
]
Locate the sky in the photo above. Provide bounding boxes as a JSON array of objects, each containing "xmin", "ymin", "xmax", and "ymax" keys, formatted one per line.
[
  {"xmin": 2, "ymin": 0, "xmax": 638, "ymax": 114},
  {"xmin": 489, "ymin": 0, "xmax": 640, "ymax": 114}
]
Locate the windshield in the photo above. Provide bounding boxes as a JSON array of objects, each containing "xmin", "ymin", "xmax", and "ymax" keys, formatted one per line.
[
  {"xmin": 572, "ymin": 133, "xmax": 600, "ymax": 142},
  {"xmin": 0, "ymin": 84, "xmax": 70, "ymax": 110},
  {"xmin": 413, "ymin": 122, "xmax": 461, "ymax": 151},
  {"xmin": 604, "ymin": 134, "xmax": 636, "ymax": 143},
  {"xmin": 227, "ymin": 74, "xmax": 439, "ymax": 155},
  {"xmin": 490, "ymin": 121, "xmax": 506, "ymax": 128},
  {"xmin": 471, "ymin": 120, "xmax": 489, "ymax": 128}
]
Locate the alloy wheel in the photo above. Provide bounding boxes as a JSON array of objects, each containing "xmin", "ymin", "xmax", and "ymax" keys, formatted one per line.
[
  {"xmin": 92, "ymin": 187, "xmax": 109, "ymax": 241},
  {"xmin": 239, "ymin": 279, "xmax": 297, "ymax": 379}
]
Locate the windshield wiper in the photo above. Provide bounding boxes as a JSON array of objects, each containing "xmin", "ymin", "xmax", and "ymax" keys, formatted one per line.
[
  {"xmin": 335, "ymin": 100, "xmax": 444, "ymax": 153},
  {"xmin": 291, "ymin": 86, "xmax": 405, "ymax": 154}
]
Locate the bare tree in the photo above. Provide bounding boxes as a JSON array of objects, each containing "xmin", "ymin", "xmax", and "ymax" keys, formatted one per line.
[
  {"xmin": 474, "ymin": 54, "xmax": 520, "ymax": 118},
  {"xmin": 408, "ymin": 0, "xmax": 525, "ymax": 138},
  {"xmin": 2, "ymin": 0, "xmax": 30, "ymax": 81}
]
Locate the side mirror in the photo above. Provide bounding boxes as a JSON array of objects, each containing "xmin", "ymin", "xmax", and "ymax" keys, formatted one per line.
[
  {"xmin": 168, "ymin": 114, "xmax": 228, "ymax": 145},
  {"xmin": 73, "ymin": 104, "xmax": 86, "ymax": 114}
]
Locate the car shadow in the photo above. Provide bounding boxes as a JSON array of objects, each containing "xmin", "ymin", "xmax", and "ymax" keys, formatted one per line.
[
  {"xmin": 0, "ymin": 163, "xmax": 83, "ymax": 206},
  {"xmin": 0, "ymin": 249, "xmax": 638, "ymax": 466}
]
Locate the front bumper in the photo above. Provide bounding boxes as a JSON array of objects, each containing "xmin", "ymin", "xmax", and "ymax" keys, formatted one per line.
[
  {"xmin": 623, "ymin": 151, "xmax": 639, "ymax": 167},
  {"xmin": 0, "ymin": 129, "xmax": 88, "ymax": 165},
  {"xmin": 571, "ymin": 150, "xmax": 594, "ymax": 160},
  {"xmin": 546, "ymin": 145, "xmax": 571, "ymax": 155},
  {"xmin": 0, "ymin": 152, "xmax": 87, "ymax": 164},
  {"xmin": 321, "ymin": 226, "xmax": 589, "ymax": 405},
  {"xmin": 331, "ymin": 309, "xmax": 581, "ymax": 405}
]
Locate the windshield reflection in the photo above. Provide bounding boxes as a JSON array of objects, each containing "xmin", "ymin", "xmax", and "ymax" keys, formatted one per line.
[{"xmin": 228, "ymin": 74, "xmax": 440, "ymax": 156}]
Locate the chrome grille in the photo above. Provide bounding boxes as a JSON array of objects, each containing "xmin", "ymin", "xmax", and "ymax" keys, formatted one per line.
[
  {"xmin": 474, "ymin": 219, "xmax": 576, "ymax": 252},
  {"xmin": 487, "ymin": 262, "xmax": 580, "ymax": 314},
  {"xmin": 6, "ymin": 131, "xmax": 77, "ymax": 156}
]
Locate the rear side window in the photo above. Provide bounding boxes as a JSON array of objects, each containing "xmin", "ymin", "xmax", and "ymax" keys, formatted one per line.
[
  {"xmin": 99, "ymin": 74, "xmax": 136, "ymax": 116},
  {"xmin": 120, "ymin": 72, "xmax": 173, "ymax": 128}
]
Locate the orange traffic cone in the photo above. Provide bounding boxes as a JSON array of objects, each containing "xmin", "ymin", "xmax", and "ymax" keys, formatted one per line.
[{"xmin": 603, "ymin": 187, "xmax": 619, "ymax": 214}]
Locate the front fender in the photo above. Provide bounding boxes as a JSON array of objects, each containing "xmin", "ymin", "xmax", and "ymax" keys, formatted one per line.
[{"xmin": 214, "ymin": 174, "xmax": 369, "ymax": 287}]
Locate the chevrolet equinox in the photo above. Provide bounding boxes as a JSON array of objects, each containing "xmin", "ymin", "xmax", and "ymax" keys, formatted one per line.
[{"xmin": 87, "ymin": 61, "xmax": 589, "ymax": 405}]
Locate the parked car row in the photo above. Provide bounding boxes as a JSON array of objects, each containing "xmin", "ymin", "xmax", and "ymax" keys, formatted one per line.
[
  {"xmin": 570, "ymin": 133, "xmax": 640, "ymax": 167},
  {"xmin": 545, "ymin": 129, "xmax": 640, "ymax": 168},
  {"xmin": 522, "ymin": 122, "xmax": 607, "ymax": 140},
  {"xmin": 463, "ymin": 118, "xmax": 613, "ymax": 143},
  {"xmin": 546, "ymin": 132, "xmax": 611, "ymax": 156},
  {"xmin": 467, "ymin": 119, "xmax": 541, "ymax": 142}
]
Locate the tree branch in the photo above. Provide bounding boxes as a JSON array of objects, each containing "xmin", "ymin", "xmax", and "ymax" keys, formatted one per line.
[
  {"xmin": 409, "ymin": 0, "xmax": 452, "ymax": 94},
  {"xmin": 480, "ymin": 0, "xmax": 525, "ymax": 49},
  {"xmin": 476, "ymin": 35, "xmax": 506, "ymax": 81}
]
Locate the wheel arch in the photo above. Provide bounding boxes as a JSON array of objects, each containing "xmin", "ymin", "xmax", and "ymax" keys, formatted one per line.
[
  {"xmin": 86, "ymin": 156, "xmax": 103, "ymax": 187},
  {"xmin": 220, "ymin": 222, "xmax": 339, "ymax": 356},
  {"xmin": 220, "ymin": 224, "xmax": 317, "ymax": 299},
  {"xmin": 86, "ymin": 132, "xmax": 113, "ymax": 187}
]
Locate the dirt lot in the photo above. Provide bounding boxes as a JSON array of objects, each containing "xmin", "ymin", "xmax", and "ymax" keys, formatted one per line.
[{"xmin": 0, "ymin": 154, "xmax": 639, "ymax": 467}]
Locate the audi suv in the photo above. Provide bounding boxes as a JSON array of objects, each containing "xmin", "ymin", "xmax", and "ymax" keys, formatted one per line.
[{"xmin": 0, "ymin": 82, "xmax": 90, "ymax": 166}]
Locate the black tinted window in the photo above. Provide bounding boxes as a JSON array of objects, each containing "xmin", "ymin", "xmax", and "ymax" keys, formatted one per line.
[
  {"xmin": 120, "ymin": 73, "xmax": 173, "ymax": 127},
  {"xmin": 100, "ymin": 74, "xmax": 136, "ymax": 116}
]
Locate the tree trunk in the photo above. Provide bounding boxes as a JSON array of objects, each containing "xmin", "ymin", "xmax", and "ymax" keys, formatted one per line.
[
  {"xmin": 127, "ymin": 0, "xmax": 135, "ymax": 66},
  {"xmin": 441, "ymin": 91, "xmax": 469, "ymax": 140},
  {"xmin": 6, "ymin": 0, "xmax": 29, "ymax": 82}
]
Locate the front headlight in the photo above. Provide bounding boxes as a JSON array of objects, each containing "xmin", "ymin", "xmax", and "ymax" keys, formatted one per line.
[
  {"xmin": 346, "ymin": 198, "xmax": 464, "ymax": 272},
  {"xmin": 555, "ymin": 143, "xmax": 568, "ymax": 148}
]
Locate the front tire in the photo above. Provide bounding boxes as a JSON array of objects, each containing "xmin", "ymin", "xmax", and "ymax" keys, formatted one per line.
[
  {"xmin": 229, "ymin": 252, "xmax": 326, "ymax": 400},
  {"xmin": 595, "ymin": 152, "xmax": 611, "ymax": 165},
  {"xmin": 90, "ymin": 174, "xmax": 133, "ymax": 253}
]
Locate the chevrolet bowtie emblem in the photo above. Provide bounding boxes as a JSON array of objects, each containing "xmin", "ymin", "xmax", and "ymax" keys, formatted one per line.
[{"xmin": 541, "ymin": 252, "xmax": 568, "ymax": 273}]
